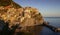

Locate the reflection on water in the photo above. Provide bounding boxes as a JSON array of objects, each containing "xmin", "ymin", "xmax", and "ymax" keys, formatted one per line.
[{"xmin": 40, "ymin": 17, "xmax": 60, "ymax": 35}]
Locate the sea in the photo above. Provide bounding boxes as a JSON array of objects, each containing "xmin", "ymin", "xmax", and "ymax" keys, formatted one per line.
[{"xmin": 40, "ymin": 17, "xmax": 60, "ymax": 35}]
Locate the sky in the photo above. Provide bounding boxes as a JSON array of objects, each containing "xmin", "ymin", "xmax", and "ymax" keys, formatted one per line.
[{"xmin": 13, "ymin": 0, "xmax": 60, "ymax": 17}]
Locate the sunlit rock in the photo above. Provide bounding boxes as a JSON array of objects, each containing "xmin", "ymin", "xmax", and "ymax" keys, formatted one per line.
[
  {"xmin": 0, "ymin": 6, "xmax": 44, "ymax": 35},
  {"xmin": 0, "ymin": 0, "xmax": 44, "ymax": 34}
]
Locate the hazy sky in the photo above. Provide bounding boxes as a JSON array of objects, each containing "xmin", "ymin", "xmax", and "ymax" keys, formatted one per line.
[{"xmin": 13, "ymin": 0, "xmax": 60, "ymax": 17}]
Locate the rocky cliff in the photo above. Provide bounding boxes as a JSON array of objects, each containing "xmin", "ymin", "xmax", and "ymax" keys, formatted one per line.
[
  {"xmin": 0, "ymin": 7, "xmax": 44, "ymax": 28},
  {"xmin": 0, "ymin": 6, "xmax": 44, "ymax": 35},
  {"xmin": 0, "ymin": 0, "xmax": 44, "ymax": 35}
]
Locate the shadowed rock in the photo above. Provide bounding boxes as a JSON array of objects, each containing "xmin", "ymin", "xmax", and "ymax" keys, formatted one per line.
[{"xmin": 0, "ymin": 19, "xmax": 20, "ymax": 35}]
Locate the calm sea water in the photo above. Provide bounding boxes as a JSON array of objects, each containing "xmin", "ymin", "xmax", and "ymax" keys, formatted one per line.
[{"xmin": 40, "ymin": 17, "xmax": 60, "ymax": 35}]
